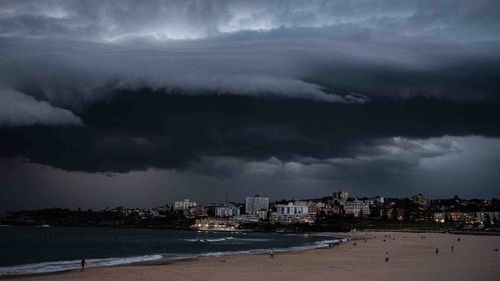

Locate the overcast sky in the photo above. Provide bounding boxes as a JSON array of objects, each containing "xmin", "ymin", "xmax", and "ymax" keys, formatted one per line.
[{"xmin": 1, "ymin": 0, "xmax": 500, "ymax": 212}]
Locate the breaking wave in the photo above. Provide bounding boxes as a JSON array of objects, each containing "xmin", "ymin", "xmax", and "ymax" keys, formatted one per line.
[{"xmin": 0, "ymin": 236, "xmax": 349, "ymax": 276}]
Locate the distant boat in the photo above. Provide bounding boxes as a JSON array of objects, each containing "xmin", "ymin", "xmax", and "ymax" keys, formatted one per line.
[{"xmin": 36, "ymin": 224, "xmax": 51, "ymax": 227}]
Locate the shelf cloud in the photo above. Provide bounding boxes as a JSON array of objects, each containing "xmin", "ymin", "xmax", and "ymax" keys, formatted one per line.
[
  {"xmin": 0, "ymin": 88, "xmax": 82, "ymax": 126},
  {"xmin": 1, "ymin": 0, "xmax": 500, "ymax": 210}
]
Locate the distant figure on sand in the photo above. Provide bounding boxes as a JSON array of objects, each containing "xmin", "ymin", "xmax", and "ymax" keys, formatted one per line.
[
  {"xmin": 270, "ymin": 249, "xmax": 274, "ymax": 258},
  {"xmin": 385, "ymin": 252, "xmax": 389, "ymax": 263},
  {"xmin": 451, "ymin": 245, "xmax": 454, "ymax": 253},
  {"xmin": 457, "ymin": 237, "xmax": 461, "ymax": 242},
  {"xmin": 435, "ymin": 248, "xmax": 439, "ymax": 255},
  {"xmin": 80, "ymin": 258, "xmax": 86, "ymax": 272}
]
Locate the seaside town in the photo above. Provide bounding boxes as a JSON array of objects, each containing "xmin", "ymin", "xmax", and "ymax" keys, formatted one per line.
[{"xmin": 2, "ymin": 191, "xmax": 499, "ymax": 233}]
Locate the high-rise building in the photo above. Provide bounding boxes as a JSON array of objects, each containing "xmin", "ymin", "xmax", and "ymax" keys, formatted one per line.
[{"xmin": 245, "ymin": 195, "xmax": 269, "ymax": 213}]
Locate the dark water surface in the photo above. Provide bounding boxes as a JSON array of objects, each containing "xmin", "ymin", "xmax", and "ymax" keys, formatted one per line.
[{"xmin": 0, "ymin": 226, "xmax": 343, "ymax": 275}]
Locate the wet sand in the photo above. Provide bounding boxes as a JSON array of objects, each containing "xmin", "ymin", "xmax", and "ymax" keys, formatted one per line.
[{"xmin": 5, "ymin": 232, "xmax": 500, "ymax": 281}]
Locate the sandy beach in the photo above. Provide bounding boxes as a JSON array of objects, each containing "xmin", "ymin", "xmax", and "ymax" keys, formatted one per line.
[{"xmin": 5, "ymin": 232, "xmax": 500, "ymax": 281}]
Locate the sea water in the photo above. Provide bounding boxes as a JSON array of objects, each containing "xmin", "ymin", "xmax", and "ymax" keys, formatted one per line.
[{"xmin": 0, "ymin": 226, "xmax": 344, "ymax": 276}]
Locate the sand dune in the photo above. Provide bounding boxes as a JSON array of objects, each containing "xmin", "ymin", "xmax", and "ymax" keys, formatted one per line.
[{"xmin": 6, "ymin": 232, "xmax": 500, "ymax": 281}]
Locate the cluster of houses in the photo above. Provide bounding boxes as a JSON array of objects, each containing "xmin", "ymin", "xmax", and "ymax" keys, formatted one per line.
[
  {"xmin": 107, "ymin": 192, "xmax": 499, "ymax": 231},
  {"xmin": 180, "ymin": 191, "xmax": 378, "ymax": 230},
  {"xmin": 375, "ymin": 194, "xmax": 499, "ymax": 226}
]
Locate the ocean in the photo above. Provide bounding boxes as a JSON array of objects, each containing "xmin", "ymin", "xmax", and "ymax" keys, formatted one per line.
[{"xmin": 0, "ymin": 225, "xmax": 344, "ymax": 276}]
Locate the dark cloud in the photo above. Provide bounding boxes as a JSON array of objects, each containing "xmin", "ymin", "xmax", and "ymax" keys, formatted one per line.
[
  {"xmin": 0, "ymin": 158, "xmax": 226, "ymax": 213},
  {"xmin": 1, "ymin": 90, "xmax": 499, "ymax": 173},
  {"xmin": 0, "ymin": 1, "xmax": 499, "ymax": 117},
  {"xmin": 188, "ymin": 136, "xmax": 500, "ymax": 200},
  {"xmin": 1, "ymin": 36, "xmax": 499, "ymax": 116},
  {"xmin": 2, "ymin": 135, "xmax": 500, "ymax": 213},
  {"xmin": 0, "ymin": 88, "xmax": 81, "ymax": 126},
  {"xmin": 1, "ymin": 0, "xmax": 500, "ymax": 210},
  {"xmin": 2, "ymin": 0, "xmax": 500, "ymax": 42}
]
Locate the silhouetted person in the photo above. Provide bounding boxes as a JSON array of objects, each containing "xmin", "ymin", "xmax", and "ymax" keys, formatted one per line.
[
  {"xmin": 457, "ymin": 237, "xmax": 461, "ymax": 242},
  {"xmin": 451, "ymin": 245, "xmax": 454, "ymax": 253},
  {"xmin": 435, "ymin": 248, "xmax": 439, "ymax": 255},
  {"xmin": 385, "ymin": 252, "xmax": 389, "ymax": 263},
  {"xmin": 80, "ymin": 258, "xmax": 86, "ymax": 272},
  {"xmin": 269, "ymin": 249, "xmax": 274, "ymax": 258}
]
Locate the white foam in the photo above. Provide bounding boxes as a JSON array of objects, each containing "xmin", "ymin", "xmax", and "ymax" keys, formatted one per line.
[
  {"xmin": 0, "ymin": 254, "xmax": 163, "ymax": 276},
  {"xmin": 0, "ymin": 236, "xmax": 350, "ymax": 276},
  {"xmin": 180, "ymin": 236, "xmax": 237, "ymax": 242},
  {"xmin": 196, "ymin": 237, "xmax": 350, "ymax": 258}
]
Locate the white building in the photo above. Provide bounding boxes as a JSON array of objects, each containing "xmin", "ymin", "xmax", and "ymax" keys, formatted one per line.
[
  {"xmin": 341, "ymin": 200, "xmax": 370, "ymax": 217},
  {"xmin": 245, "ymin": 195, "xmax": 269, "ymax": 213},
  {"xmin": 434, "ymin": 212, "xmax": 446, "ymax": 223},
  {"xmin": 238, "ymin": 214, "xmax": 260, "ymax": 222},
  {"xmin": 241, "ymin": 210, "xmax": 268, "ymax": 221},
  {"xmin": 271, "ymin": 202, "xmax": 312, "ymax": 223},
  {"xmin": 475, "ymin": 212, "xmax": 500, "ymax": 224},
  {"xmin": 174, "ymin": 199, "xmax": 197, "ymax": 210},
  {"xmin": 193, "ymin": 218, "xmax": 239, "ymax": 231},
  {"xmin": 215, "ymin": 205, "xmax": 240, "ymax": 218},
  {"xmin": 276, "ymin": 203, "xmax": 309, "ymax": 215}
]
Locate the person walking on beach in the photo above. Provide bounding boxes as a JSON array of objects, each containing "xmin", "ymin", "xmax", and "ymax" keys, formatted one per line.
[
  {"xmin": 435, "ymin": 248, "xmax": 439, "ymax": 255},
  {"xmin": 451, "ymin": 245, "xmax": 454, "ymax": 253},
  {"xmin": 80, "ymin": 258, "xmax": 87, "ymax": 272},
  {"xmin": 385, "ymin": 252, "xmax": 389, "ymax": 263},
  {"xmin": 270, "ymin": 249, "xmax": 274, "ymax": 258}
]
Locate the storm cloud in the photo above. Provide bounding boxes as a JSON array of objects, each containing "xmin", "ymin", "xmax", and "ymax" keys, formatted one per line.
[
  {"xmin": 1, "ymin": 0, "xmax": 500, "ymax": 210},
  {"xmin": 2, "ymin": 0, "xmax": 500, "ymax": 42},
  {"xmin": 1, "ymin": 0, "xmax": 500, "ymax": 114},
  {"xmin": 1, "ymin": 92, "xmax": 499, "ymax": 173},
  {"xmin": 0, "ymin": 88, "xmax": 81, "ymax": 126}
]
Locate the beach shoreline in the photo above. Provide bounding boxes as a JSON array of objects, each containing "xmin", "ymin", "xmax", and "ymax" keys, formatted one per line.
[
  {"xmin": 2, "ymin": 231, "xmax": 499, "ymax": 281},
  {"xmin": 0, "ymin": 231, "xmax": 350, "ymax": 278}
]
